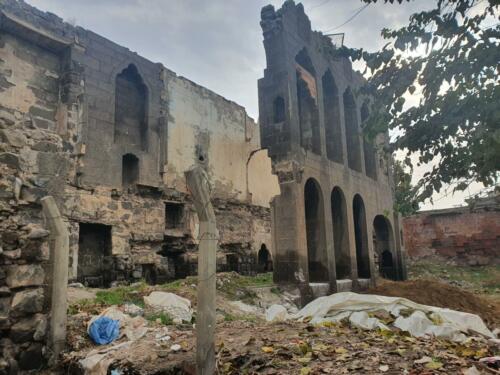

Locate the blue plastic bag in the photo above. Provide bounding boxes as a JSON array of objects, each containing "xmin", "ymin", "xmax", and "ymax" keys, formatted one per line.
[{"xmin": 88, "ymin": 316, "xmax": 120, "ymax": 345}]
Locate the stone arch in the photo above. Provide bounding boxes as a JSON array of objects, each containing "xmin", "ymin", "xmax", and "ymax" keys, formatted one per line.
[
  {"xmin": 273, "ymin": 96, "xmax": 286, "ymax": 123},
  {"xmin": 258, "ymin": 244, "xmax": 273, "ymax": 272},
  {"xmin": 122, "ymin": 153, "xmax": 139, "ymax": 190},
  {"xmin": 361, "ymin": 101, "xmax": 377, "ymax": 180},
  {"xmin": 322, "ymin": 70, "xmax": 343, "ymax": 163},
  {"xmin": 331, "ymin": 187, "xmax": 351, "ymax": 279},
  {"xmin": 373, "ymin": 215, "xmax": 397, "ymax": 280},
  {"xmin": 114, "ymin": 64, "xmax": 148, "ymax": 150},
  {"xmin": 304, "ymin": 178, "xmax": 328, "ymax": 282},
  {"xmin": 353, "ymin": 194, "xmax": 370, "ymax": 278},
  {"xmin": 295, "ymin": 49, "xmax": 320, "ymax": 154},
  {"xmin": 343, "ymin": 88, "xmax": 362, "ymax": 172}
]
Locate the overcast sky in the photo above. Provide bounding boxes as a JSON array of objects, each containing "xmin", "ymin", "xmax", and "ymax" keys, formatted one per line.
[{"xmin": 28, "ymin": 0, "xmax": 485, "ymax": 209}]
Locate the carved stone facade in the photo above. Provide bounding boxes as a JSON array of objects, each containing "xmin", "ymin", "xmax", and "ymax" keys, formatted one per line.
[{"xmin": 258, "ymin": 1, "xmax": 406, "ymax": 299}]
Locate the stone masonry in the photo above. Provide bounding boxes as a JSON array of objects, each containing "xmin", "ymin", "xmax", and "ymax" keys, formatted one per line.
[
  {"xmin": 0, "ymin": 0, "xmax": 279, "ymax": 371},
  {"xmin": 258, "ymin": 1, "xmax": 406, "ymax": 300}
]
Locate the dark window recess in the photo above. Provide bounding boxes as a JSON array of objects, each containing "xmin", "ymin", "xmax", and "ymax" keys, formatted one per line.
[
  {"xmin": 122, "ymin": 153, "xmax": 139, "ymax": 189},
  {"xmin": 114, "ymin": 64, "xmax": 148, "ymax": 150},
  {"xmin": 165, "ymin": 202, "xmax": 184, "ymax": 229},
  {"xmin": 78, "ymin": 223, "xmax": 113, "ymax": 287}
]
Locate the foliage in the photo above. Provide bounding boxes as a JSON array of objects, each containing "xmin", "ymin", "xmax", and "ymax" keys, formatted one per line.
[
  {"xmin": 146, "ymin": 311, "xmax": 174, "ymax": 325},
  {"xmin": 393, "ymin": 160, "xmax": 420, "ymax": 215},
  {"xmin": 342, "ymin": 0, "xmax": 500, "ymax": 201},
  {"xmin": 94, "ymin": 282, "xmax": 148, "ymax": 307}
]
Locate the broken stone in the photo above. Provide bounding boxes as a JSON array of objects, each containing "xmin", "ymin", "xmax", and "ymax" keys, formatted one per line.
[
  {"xmin": 144, "ymin": 291, "xmax": 193, "ymax": 323},
  {"xmin": 0, "ymin": 287, "xmax": 11, "ymax": 297},
  {"xmin": 0, "ymin": 129, "xmax": 26, "ymax": 148},
  {"xmin": 0, "ymin": 110, "xmax": 16, "ymax": 127},
  {"xmin": 10, "ymin": 314, "xmax": 46, "ymax": 343},
  {"xmin": 11, "ymin": 288, "xmax": 44, "ymax": 316},
  {"xmin": 6, "ymin": 265, "xmax": 45, "ymax": 288},
  {"xmin": 123, "ymin": 303, "xmax": 144, "ymax": 317},
  {"xmin": 265, "ymin": 304, "xmax": 288, "ymax": 322},
  {"xmin": 26, "ymin": 225, "xmax": 49, "ymax": 239},
  {"xmin": 2, "ymin": 249, "xmax": 21, "ymax": 260},
  {"xmin": 20, "ymin": 186, "xmax": 46, "ymax": 203},
  {"xmin": 0, "ymin": 152, "xmax": 20, "ymax": 169}
]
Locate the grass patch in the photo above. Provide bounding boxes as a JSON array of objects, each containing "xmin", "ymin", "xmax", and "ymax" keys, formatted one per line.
[
  {"xmin": 94, "ymin": 281, "xmax": 148, "ymax": 307},
  {"xmin": 146, "ymin": 312, "xmax": 174, "ymax": 325},
  {"xmin": 217, "ymin": 272, "xmax": 274, "ymax": 303},
  {"xmin": 408, "ymin": 260, "xmax": 500, "ymax": 294},
  {"xmin": 68, "ymin": 299, "xmax": 95, "ymax": 315}
]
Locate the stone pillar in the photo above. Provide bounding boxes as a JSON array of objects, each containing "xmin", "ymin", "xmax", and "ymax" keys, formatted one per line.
[
  {"xmin": 41, "ymin": 196, "xmax": 69, "ymax": 363},
  {"xmin": 185, "ymin": 166, "xmax": 217, "ymax": 375}
]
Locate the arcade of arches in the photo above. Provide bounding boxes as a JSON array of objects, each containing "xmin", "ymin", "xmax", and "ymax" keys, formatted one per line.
[{"xmin": 257, "ymin": 1, "xmax": 406, "ymax": 295}]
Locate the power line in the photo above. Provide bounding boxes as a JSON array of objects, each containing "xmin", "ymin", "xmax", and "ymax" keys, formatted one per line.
[
  {"xmin": 323, "ymin": 3, "xmax": 370, "ymax": 33},
  {"xmin": 308, "ymin": 0, "xmax": 333, "ymax": 11}
]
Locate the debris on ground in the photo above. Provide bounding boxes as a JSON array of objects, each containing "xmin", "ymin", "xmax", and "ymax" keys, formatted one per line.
[
  {"xmin": 367, "ymin": 278, "xmax": 500, "ymax": 327},
  {"xmin": 61, "ymin": 272, "xmax": 499, "ymax": 374},
  {"xmin": 144, "ymin": 291, "xmax": 193, "ymax": 324},
  {"xmin": 293, "ymin": 292, "xmax": 494, "ymax": 342}
]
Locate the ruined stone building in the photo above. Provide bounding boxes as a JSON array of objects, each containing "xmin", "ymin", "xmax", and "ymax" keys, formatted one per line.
[
  {"xmin": 0, "ymin": 0, "xmax": 407, "ymax": 370},
  {"xmin": 0, "ymin": 0, "xmax": 282, "ymax": 289},
  {"xmin": 258, "ymin": 1, "xmax": 406, "ymax": 297}
]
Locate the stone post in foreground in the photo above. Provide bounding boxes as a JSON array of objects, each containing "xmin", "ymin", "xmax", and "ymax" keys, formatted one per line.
[
  {"xmin": 41, "ymin": 196, "xmax": 69, "ymax": 363},
  {"xmin": 185, "ymin": 166, "xmax": 218, "ymax": 375}
]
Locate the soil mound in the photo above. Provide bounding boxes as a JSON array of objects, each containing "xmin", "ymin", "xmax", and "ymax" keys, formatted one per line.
[{"xmin": 366, "ymin": 279, "xmax": 500, "ymax": 328}]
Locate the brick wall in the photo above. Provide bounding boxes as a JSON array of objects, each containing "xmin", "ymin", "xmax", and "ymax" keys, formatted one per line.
[{"xmin": 403, "ymin": 205, "xmax": 500, "ymax": 266}]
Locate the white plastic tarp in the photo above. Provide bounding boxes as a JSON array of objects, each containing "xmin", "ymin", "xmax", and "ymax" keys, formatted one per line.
[{"xmin": 292, "ymin": 292, "xmax": 493, "ymax": 342}]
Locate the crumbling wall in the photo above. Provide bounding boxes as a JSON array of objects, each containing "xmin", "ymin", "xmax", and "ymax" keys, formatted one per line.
[
  {"xmin": 0, "ymin": 21, "xmax": 76, "ymax": 371},
  {"xmin": 403, "ymin": 202, "xmax": 500, "ymax": 266}
]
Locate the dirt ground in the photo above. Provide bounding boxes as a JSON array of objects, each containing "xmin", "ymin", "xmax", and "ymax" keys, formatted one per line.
[
  {"xmin": 367, "ymin": 279, "xmax": 500, "ymax": 328},
  {"xmin": 59, "ymin": 271, "xmax": 500, "ymax": 375},
  {"xmin": 61, "ymin": 319, "xmax": 499, "ymax": 374}
]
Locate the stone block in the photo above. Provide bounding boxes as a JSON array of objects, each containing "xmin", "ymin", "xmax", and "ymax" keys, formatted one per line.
[
  {"xmin": 18, "ymin": 343, "xmax": 43, "ymax": 370},
  {"xmin": 9, "ymin": 314, "xmax": 46, "ymax": 343},
  {"xmin": 0, "ymin": 152, "xmax": 19, "ymax": 169},
  {"xmin": 6, "ymin": 265, "xmax": 45, "ymax": 288},
  {"xmin": 0, "ymin": 129, "xmax": 26, "ymax": 148},
  {"xmin": 10, "ymin": 288, "xmax": 44, "ymax": 316}
]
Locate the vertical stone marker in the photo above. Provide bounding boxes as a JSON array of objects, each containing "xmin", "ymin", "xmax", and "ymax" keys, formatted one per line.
[
  {"xmin": 185, "ymin": 166, "xmax": 218, "ymax": 375},
  {"xmin": 41, "ymin": 196, "xmax": 69, "ymax": 363}
]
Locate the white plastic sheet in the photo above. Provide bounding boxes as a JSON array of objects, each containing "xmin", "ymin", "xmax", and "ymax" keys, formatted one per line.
[{"xmin": 292, "ymin": 292, "xmax": 493, "ymax": 342}]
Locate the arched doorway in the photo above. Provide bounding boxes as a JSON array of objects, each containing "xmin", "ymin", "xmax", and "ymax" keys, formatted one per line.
[
  {"xmin": 331, "ymin": 187, "xmax": 351, "ymax": 279},
  {"xmin": 258, "ymin": 244, "xmax": 273, "ymax": 273},
  {"xmin": 353, "ymin": 194, "xmax": 370, "ymax": 278},
  {"xmin": 373, "ymin": 215, "xmax": 396, "ymax": 280},
  {"xmin": 304, "ymin": 178, "xmax": 328, "ymax": 282}
]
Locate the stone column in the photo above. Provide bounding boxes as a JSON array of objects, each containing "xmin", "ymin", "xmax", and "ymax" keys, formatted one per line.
[
  {"xmin": 41, "ymin": 196, "xmax": 69, "ymax": 363},
  {"xmin": 185, "ymin": 166, "xmax": 217, "ymax": 375}
]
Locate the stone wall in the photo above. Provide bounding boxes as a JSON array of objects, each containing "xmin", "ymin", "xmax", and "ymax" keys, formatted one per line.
[
  {"xmin": 0, "ymin": 0, "xmax": 279, "ymax": 371},
  {"xmin": 403, "ymin": 197, "xmax": 500, "ymax": 266}
]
